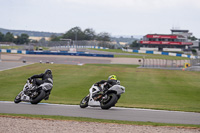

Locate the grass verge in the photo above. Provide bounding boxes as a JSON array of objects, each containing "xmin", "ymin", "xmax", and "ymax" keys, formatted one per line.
[
  {"xmin": 0, "ymin": 113, "xmax": 200, "ymax": 128},
  {"xmin": 88, "ymin": 48, "xmax": 189, "ymax": 60}
]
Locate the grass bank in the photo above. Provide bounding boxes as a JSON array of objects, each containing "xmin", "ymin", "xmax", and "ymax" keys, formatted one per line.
[
  {"xmin": 0, "ymin": 63, "xmax": 200, "ymax": 112},
  {"xmin": 0, "ymin": 46, "xmax": 49, "ymax": 50},
  {"xmin": 89, "ymin": 49, "xmax": 189, "ymax": 60}
]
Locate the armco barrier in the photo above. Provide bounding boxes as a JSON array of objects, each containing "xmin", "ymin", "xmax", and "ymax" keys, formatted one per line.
[
  {"xmin": 123, "ymin": 48, "xmax": 199, "ymax": 59},
  {"xmin": 26, "ymin": 51, "xmax": 114, "ymax": 58},
  {"xmin": 0, "ymin": 49, "xmax": 114, "ymax": 58}
]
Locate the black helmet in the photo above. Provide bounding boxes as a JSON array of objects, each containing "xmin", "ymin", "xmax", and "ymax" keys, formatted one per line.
[{"xmin": 45, "ymin": 69, "xmax": 52, "ymax": 75}]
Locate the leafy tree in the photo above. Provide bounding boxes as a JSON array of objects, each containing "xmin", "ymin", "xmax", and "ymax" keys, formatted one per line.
[
  {"xmin": 50, "ymin": 34, "xmax": 61, "ymax": 41},
  {"xmin": 188, "ymin": 36, "xmax": 198, "ymax": 41},
  {"xmin": 96, "ymin": 32, "xmax": 111, "ymax": 41},
  {"xmin": 62, "ymin": 27, "xmax": 85, "ymax": 40},
  {"xmin": 14, "ymin": 35, "xmax": 20, "ymax": 44},
  {"xmin": 14, "ymin": 34, "xmax": 29, "ymax": 44},
  {"xmin": 130, "ymin": 40, "xmax": 140, "ymax": 48},
  {"xmin": 20, "ymin": 34, "xmax": 29, "ymax": 44},
  {"xmin": 0, "ymin": 32, "xmax": 4, "ymax": 41},
  {"xmin": 4, "ymin": 32, "xmax": 14, "ymax": 42},
  {"xmin": 83, "ymin": 28, "xmax": 96, "ymax": 40},
  {"xmin": 58, "ymin": 27, "xmax": 111, "ymax": 42}
]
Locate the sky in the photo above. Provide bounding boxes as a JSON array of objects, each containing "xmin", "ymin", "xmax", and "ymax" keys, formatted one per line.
[{"xmin": 0, "ymin": 0, "xmax": 200, "ymax": 38}]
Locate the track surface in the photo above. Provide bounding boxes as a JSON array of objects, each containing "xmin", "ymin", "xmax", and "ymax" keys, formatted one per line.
[
  {"xmin": 0, "ymin": 101, "xmax": 200, "ymax": 125},
  {"xmin": 1, "ymin": 53, "xmax": 142, "ymax": 65}
]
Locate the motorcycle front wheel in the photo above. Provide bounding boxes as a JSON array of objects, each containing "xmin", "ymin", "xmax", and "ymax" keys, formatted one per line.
[
  {"xmin": 14, "ymin": 95, "xmax": 21, "ymax": 104},
  {"xmin": 80, "ymin": 95, "xmax": 89, "ymax": 108},
  {"xmin": 100, "ymin": 93, "xmax": 118, "ymax": 110},
  {"xmin": 30, "ymin": 90, "xmax": 46, "ymax": 104}
]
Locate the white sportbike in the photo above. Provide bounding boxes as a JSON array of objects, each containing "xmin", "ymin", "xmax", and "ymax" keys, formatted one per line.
[
  {"xmin": 14, "ymin": 79, "xmax": 50, "ymax": 104},
  {"xmin": 80, "ymin": 83, "xmax": 125, "ymax": 109}
]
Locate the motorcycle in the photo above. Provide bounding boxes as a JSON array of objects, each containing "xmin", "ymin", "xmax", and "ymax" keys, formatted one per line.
[
  {"xmin": 80, "ymin": 83, "xmax": 125, "ymax": 109},
  {"xmin": 14, "ymin": 79, "xmax": 49, "ymax": 104}
]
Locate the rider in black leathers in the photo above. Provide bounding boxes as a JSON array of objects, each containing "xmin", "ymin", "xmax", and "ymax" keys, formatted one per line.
[
  {"xmin": 29, "ymin": 69, "xmax": 53, "ymax": 100},
  {"xmin": 95, "ymin": 75, "xmax": 120, "ymax": 93}
]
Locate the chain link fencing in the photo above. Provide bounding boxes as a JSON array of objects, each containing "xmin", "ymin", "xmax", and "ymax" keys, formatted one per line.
[
  {"xmin": 140, "ymin": 58, "xmax": 200, "ymax": 71},
  {"xmin": 35, "ymin": 40, "xmax": 118, "ymax": 49}
]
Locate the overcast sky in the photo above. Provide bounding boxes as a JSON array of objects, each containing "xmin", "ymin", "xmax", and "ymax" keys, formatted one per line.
[{"xmin": 0, "ymin": 0, "xmax": 200, "ymax": 38}]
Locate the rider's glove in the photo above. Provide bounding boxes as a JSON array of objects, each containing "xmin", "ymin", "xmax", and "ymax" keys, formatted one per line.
[
  {"xmin": 103, "ymin": 82, "xmax": 107, "ymax": 85},
  {"xmin": 28, "ymin": 78, "xmax": 32, "ymax": 82}
]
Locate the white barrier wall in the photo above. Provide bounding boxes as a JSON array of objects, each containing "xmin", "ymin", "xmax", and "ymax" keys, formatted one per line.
[
  {"xmin": 140, "ymin": 47, "xmax": 158, "ymax": 51},
  {"xmin": 163, "ymin": 48, "xmax": 182, "ymax": 52},
  {"xmin": 0, "ymin": 49, "xmax": 26, "ymax": 54},
  {"xmin": 122, "ymin": 48, "xmax": 199, "ymax": 59}
]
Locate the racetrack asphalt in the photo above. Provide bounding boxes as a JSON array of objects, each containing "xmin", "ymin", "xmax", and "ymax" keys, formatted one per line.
[
  {"xmin": 1, "ymin": 53, "xmax": 142, "ymax": 65},
  {"xmin": 0, "ymin": 101, "xmax": 200, "ymax": 125},
  {"xmin": 0, "ymin": 61, "xmax": 33, "ymax": 71}
]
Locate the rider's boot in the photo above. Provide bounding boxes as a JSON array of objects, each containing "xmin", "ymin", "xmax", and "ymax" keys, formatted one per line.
[{"xmin": 44, "ymin": 92, "xmax": 50, "ymax": 100}]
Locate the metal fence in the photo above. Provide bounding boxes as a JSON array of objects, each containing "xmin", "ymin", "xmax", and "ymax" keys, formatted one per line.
[
  {"xmin": 141, "ymin": 59, "xmax": 190, "ymax": 70},
  {"xmin": 140, "ymin": 58, "xmax": 200, "ymax": 71},
  {"xmin": 190, "ymin": 59, "xmax": 200, "ymax": 66},
  {"xmin": 35, "ymin": 40, "xmax": 118, "ymax": 49}
]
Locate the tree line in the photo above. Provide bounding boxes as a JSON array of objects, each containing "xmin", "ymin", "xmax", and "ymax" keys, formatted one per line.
[
  {"xmin": 50, "ymin": 26, "xmax": 111, "ymax": 42},
  {"xmin": 0, "ymin": 32, "xmax": 29, "ymax": 44},
  {"xmin": 0, "ymin": 26, "xmax": 111, "ymax": 44}
]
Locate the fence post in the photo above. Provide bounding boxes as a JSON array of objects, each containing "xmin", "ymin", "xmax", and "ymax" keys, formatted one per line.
[{"xmin": 142, "ymin": 57, "xmax": 145, "ymax": 67}]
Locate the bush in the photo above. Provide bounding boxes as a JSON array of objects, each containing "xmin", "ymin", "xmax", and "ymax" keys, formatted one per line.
[{"xmin": 191, "ymin": 49, "xmax": 197, "ymax": 55}]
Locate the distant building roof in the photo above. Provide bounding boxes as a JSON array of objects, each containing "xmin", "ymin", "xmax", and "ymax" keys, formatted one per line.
[
  {"xmin": 171, "ymin": 29, "xmax": 189, "ymax": 33},
  {"xmin": 145, "ymin": 34, "xmax": 185, "ymax": 39}
]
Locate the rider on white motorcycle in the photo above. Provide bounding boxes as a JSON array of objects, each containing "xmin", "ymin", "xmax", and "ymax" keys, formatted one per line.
[
  {"xmin": 94, "ymin": 75, "xmax": 120, "ymax": 95},
  {"xmin": 80, "ymin": 74, "xmax": 125, "ymax": 109},
  {"xmin": 28, "ymin": 69, "xmax": 53, "ymax": 100}
]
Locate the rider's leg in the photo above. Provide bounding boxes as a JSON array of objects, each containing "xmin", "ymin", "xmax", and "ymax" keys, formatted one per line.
[
  {"xmin": 40, "ymin": 83, "xmax": 53, "ymax": 100},
  {"xmin": 35, "ymin": 79, "xmax": 44, "ymax": 86}
]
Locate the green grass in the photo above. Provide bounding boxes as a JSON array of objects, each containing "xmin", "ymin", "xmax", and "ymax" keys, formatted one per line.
[
  {"xmin": 1, "ymin": 113, "xmax": 200, "ymax": 128},
  {"xmin": 0, "ymin": 63, "xmax": 200, "ymax": 112},
  {"xmin": 0, "ymin": 46, "xmax": 24, "ymax": 49},
  {"xmin": 0, "ymin": 46, "xmax": 49, "ymax": 50},
  {"xmin": 89, "ymin": 48, "xmax": 189, "ymax": 60}
]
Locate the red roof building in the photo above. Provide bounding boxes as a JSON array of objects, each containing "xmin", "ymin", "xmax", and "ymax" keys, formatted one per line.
[{"xmin": 140, "ymin": 29, "xmax": 193, "ymax": 51}]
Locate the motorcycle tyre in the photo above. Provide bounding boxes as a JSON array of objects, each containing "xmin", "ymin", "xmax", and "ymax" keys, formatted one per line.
[
  {"xmin": 100, "ymin": 93, "xmax": 118, "ymax": 110},
  {"xmin": 80, "ymin": 95, "xmax": 89, "ymax": 108},
  {"xmin": 30, "ymin": 90, "xmax": 46, "ymax": 104},
  {"xmin": 14, "ymin": 95, "xmax": 21, "ymax": 104}
]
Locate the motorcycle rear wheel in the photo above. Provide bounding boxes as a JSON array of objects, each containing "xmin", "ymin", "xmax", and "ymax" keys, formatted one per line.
[
  {"xmin": 30, "ymin": 90, "xmax": 46, "ymax": 104},
  {"xmin": 100, "ymin": 93, "xmax": 118, "ymax": 110},
  {"xmin": 80, "ymin": 95, "xmax": 89, "ymax": 108}
]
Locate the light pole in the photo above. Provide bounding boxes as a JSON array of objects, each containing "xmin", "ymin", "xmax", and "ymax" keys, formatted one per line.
[{"xmin": 74, "ymin": 31, "xmax": 77, "ymax": 47}]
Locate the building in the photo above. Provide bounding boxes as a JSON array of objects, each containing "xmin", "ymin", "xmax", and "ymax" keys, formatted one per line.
[{"xmin": 140, "ymin": 29, "xmax": 197, "ymax": 52}]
